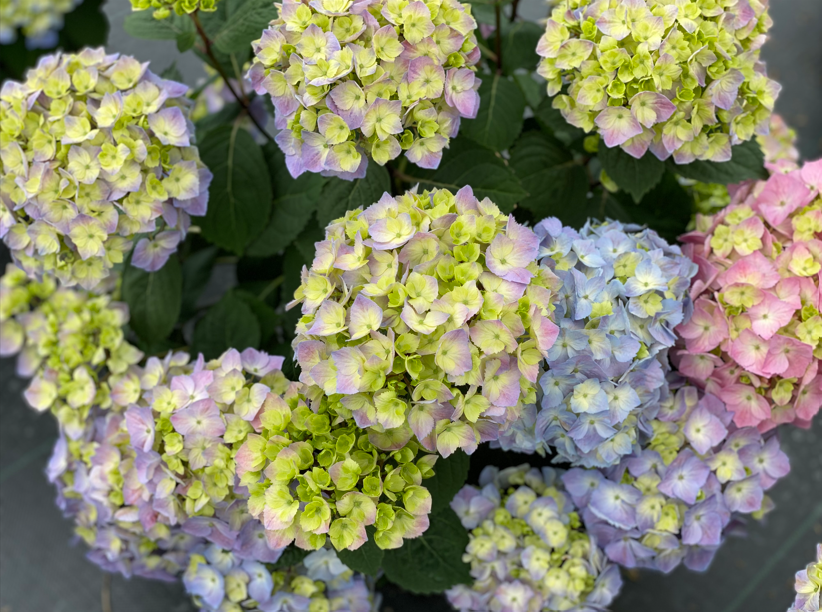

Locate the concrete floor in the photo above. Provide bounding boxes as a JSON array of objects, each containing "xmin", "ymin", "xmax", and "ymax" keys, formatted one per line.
[{"xmin": 0, "ymin": 1, "xmax": 821, "ymax": 611}]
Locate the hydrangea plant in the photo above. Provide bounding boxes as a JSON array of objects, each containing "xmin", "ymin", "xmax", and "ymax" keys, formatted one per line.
[
  {"xmin": 788, "ymin": 544, "xmax": 822, "ymax": 612},
  {"xmin": 0, "ymin": 263, "xmax": 143, "ymax": 437},
  {"xmin": 0, "ymin": 0, "xmax": 80, "ymax": 48},
  {"xmin": 447, "ymin": 464, "xmax": 622, "ymax": 612},
  {"xmin": 184, "ymin": 546, "xmax": 376, "ymax": 612},
  {"xmin": 247, "ymin": 0, "xmax": 481, "ymax": 178},
  {"xmin": 129, "ymin": 0, "xmax": 218, "ymax": 20},
  {"xmin": 499, "ymin": 219, "xmax": 696, "ymax": 467},
  {"xmin": 290, "ymin": 186, "xmax": 560, "ymax": 459},
  {"xmin": 677, "ymin": 160, "xmax": 822, "ymax": 431},
  {"xmin": 0, "ymin": 48, "xmax": 212, "ymax": 289},
  {"xmin": 536, "ymin": 0, "xmax": 779, "ymax": 163},
  {"xmin": 567, "ymin": 385, "xmax": 790, "ymax": 573}
]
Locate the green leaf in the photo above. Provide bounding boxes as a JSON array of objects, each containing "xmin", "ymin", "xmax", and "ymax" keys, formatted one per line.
[
  {"xmin": 270, "ymin": 545, "xmax": 310, "ymax": 570},
  {"xmin": 247, "ymin": 144, "xmax": 327, "ymax": 257},
  {"xmin": 509, "ymin": 131, "xmax": 589, "ymax": 225},
  {"xmin": 317, "ymin": 163, "xmax": 391, "ymax": 227},
  {"xmin": 160, "ymin": 62, "xmax": 183, "ymax": 82},
  {"xmin": 426, "ymin": 451, "xmax": 469, "ymax": 514},
  {"xmin": 122, "ymin": 253, "xmax": 182, "ymax": 343},
  {"xmin": 382, "ymin": 507, "xmax": 471, "ymax": 594},
  {"xmin": 194, "ymin": 102, "xmax": 242, "ymax": 141},
  {"xmin": 462, "ymin": 73, "xmax": 526, "ymax": 152},
  {"xmin": 402, "ymin": 138, "xmax": 527, "ymax": 213},
  {"xmin": 616, "ymin": 172, "xmax": 692, "ymax": 243},
  {"xmin": 123, "ymin": 11, "xmax": 193, "ymax": 40},
  {"xmin": 176, "ymin": 31, "xmax": 197, "ymax": 52},
  {"xmin": 598, "ymin": 144, "xmax": 665, "ymax": 203},
  {"xmin": 501, "ymin": 21, "xmax": 543, "ymax": 75},
  {"xmin": 337, "ymin": 526, "xmax": 384, "ymax": 576},
  {"xmin": 62, "ymin": 0, "xmax": 108, "ymax": 47},
  {"xmin": 671, "ymin": 140, "xmax": 768, "ymax": 184},
  {"xmin": 199, "ymin": 124, "xmax": 273, "ymax": 255},
  {"xmin": 192, "ymin": 291, "xmax": 261, "ymax": 359},
  {"xmin": 513, "ymin": 72, "xmax": 545, "ymax": 111},
  {"xmin": 234, "ymin": 290, "xmax": 279, "ymax": 344},
  {"xmin": 180, "ymin": 246, "xmax": 218, "ymax": 320},
  {"xmin": 213, "ymin": 0, "xmax": 279, "ymax": 54},
  {"xmin": 533, "ymin": 96, "xmax": 585, "ymax": 146}
]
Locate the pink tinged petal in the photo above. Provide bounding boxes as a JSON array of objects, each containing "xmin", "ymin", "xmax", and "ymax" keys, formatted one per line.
[
  {"xmin": 658, "ymin": 450, "xmax": 710, "ymax": 504},
  {"xmin": 762, "ymin": 335, "xmax": 813, "ymax": 378},
  {"xmin": 486, "ymin": 238, "xmax": 534, "ymax": 284},
  {"xmin": 706, "ymin": 69, "xmax": 744, "ymax": 111},
  {"xmin": 147, "ymin": 107, "xmax": 190, "ymax": 146},
  {"xmin": 716, "ymin": 251, "xmax": 779, "ymax": 289},
  {"xmin": 718, "ymin": 384, "xmax": 770, "ymax": 428},
  {"xmin": 676, "ymin": 300, "xmax": 728, "ymax": 353},
  {"xmin": 348, "ymin": 294, "xmax": 384, "ymax": 340},
  {"xmin": 729, "ymin": 329, "xmax": 769, "ymax": 376},
  {"xmin": 676, "ymin": 352, "xmax": 722, "ymax": 380},
  {"xmin": 621, "ymin": 128, "xmax": 655, "ymax": 159},
  {"xmin": 125, "ymin": 405, "xmax": 156, "ymax": 453},
  {"xmin": 483, "ymin": 362, "xmax": 521, "ymax": 408},
  {"xmin": 444, "ymin": 68, "xmax": 479, "ymax": 118},
  {"xmin": 796, "ymin": 374, "xmax": 822, "ymax": 421},
  {"xmin": 531, "ymin": 313, "xmax": 560, "ymax": 356},
  {"xmin": 800, "ymin": 159, "xmax": 822, "ymax": 192},
  {"xmin": 683, "ymin": 405, "xmax": 728, "ymax": 455},
  {"xmin": 131, "ymin": 231, "xmax": 181, "ymax": 272},
  {"xmin": 747, "ymin": 294, "xmax": 796, "ymax": 340},
  {"xmin": 754, "ymin": 173, "xmax": 815, "ymax": 227},
  {"xmin": 436, "ymin": 328, "xmax": 472, "ymax": 376},
  {"xmin": 630, "ymin": 92, "xmax": 676, "ymax": 128},
  {"xmin": 331, "ymin": 347, "xmax": 365, "ymax": 394},
  {"xmin": 723, "ymin": 476, "xmax": 763, "ymax": 513},
  {"xmin": 170, "ymin": 399, "xmax": 226, "ymax": 437},
  {"xmin": 595, "ymin": 106, "xmax": 644, "ymax": 148}
]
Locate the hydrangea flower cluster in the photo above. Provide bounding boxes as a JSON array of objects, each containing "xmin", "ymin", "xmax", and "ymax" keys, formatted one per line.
[
  {"xmin": 129, "ymin": 0, "xmax": 218, "ymax": 20},
  {"xmin": 677, "ymin": 160, "xmax": 822, "ymax": 431},
  {"xmin": 247, "ymin": 0, "xmax": 481, "ymax": 178},
  {"xmin": 184, "ymin": 546, "xmax": 375, "ymax": 612},
  {"xmin": 290, "ymin": 186, "xmax": 561, "ymax": 459},
  {"xmin": 0, "ymin": 0, "xmax": 79, "ymax": 48},
  {"xmin": 568, "ymin": 385, "xmax": 790, "ymax": 573},
  {"xmin": 447, "ymin": 464, "xmax": 622, "ymax": 612},
  {"xmin": 789, "ymin": 544, "xmax": 822, "ymax": 612},
  {"xmin": 499, "ymin": 219, "xmax": 696, "ymax": 467},
  {"xmin": 0, "ymin": 48, "xmax": 212, "ymax": 289},
  {"xmin": 0, "ymin": 264, "xmax": 143, "ymax": 437},
  {"xmin": 537, "ymin": 0, "xmax": 779, "ymax": 163},
  {"xmin": 236, "ymin": 384, "xmax": 438, "ymax": 551}
]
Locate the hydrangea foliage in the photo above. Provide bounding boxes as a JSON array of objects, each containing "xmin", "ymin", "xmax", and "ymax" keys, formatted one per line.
[
  {"xmin": 0, "ymin": 264, "xmax": 143, "ymax": 437},
  {"xmin": 500, "ymin": 219, "xmax": 696, "ymax": 467},
  {"xmin": 290, "ymin": 186, "xmax": 560, "ymax": 459},
  {"xmin": 129, "ymin": 0, "xmax": 218, "ymax": 20},
  {"xmin": 677, "ymin": 160, "xmax": 822, "ymax": 431},
  {"xmin": 247, "ymin": 0, "xmax": 481, "ymax": 178},
  {"xmin": 569, "ymin": 385, "xmax": 790, "ymax": 573},
  {"xmin": 0, "ymin": 0, "xmax": 79, "ymax": 48},
  {"xmin": 447, "ymin": 464, "xmax": 622, "ymax": 612},
  {"xmin": 184, "ymin": 546, "xmax": 375, "ymax": 612},
  {"xmin": 0, "ymin": 49, "xmax": 212, "ymax": 289},
  {"xmin": 537, "ymin": 0, "xmax": 779, "ymax": 163},
  {"xmin": 789, "ymin": 544, "xmax": 822, "ymax": 612}
]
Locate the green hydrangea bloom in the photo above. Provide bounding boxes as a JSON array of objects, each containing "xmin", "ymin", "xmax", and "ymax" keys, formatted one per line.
[
  {"xmin": 129, "ymin": 0, "xmax": 218, "ymax": 20},
  {"xmin": 537, "ymin": 0, "xmax": 779, "ymax": 164},
  {"xmin": 290, "ymin": 186, "xmax": 560, "ymax": 460},
  {"xmin": 0, "ymin": 0, "xmax": 79, "ymax": 48}
]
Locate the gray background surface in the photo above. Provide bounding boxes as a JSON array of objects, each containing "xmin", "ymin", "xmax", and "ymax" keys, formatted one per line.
[{"xmin": 1, "ymin": 1, "xmax": 821, "ymax": 611}]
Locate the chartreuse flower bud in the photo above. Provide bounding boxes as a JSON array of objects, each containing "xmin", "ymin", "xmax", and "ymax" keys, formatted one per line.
[
  {"xmin": 448, "ymin": 464, "xmax": 621, "ymax": 612},
  {"xmin": 129, "ymin": 0, "xmax": 218, "ymax": 19},
  {"xmin": 0, "ymin": 49, "xmax": 212, "ymax": 289},
  {"xmin": 536, "ymin": 0, "xmax": 779, "ymax": 164},
  {"xmin": 247, "ymin": 0, "xmax": 481, "ymax": 179},
  {"xmin": 291, "ymin": 187, "xmax": 561, "ymax": 461},
  {"xmin": 679, "ymin": 159, "xmax": 822, "ymax": 430},
  {"xmin": 0, "ymin": 0, "xmax": 79, "ymax": 47}
]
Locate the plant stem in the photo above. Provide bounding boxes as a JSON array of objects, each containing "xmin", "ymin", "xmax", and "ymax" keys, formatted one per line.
[
  {"xmin": 101, "ymin": 573, "xmax": 113, "ymax": 612},
  {"xmin": 494, "ymin": 2, "xmax": 503, "ymax": 74},
  {"xmin": 258, "ymin": 275, "xmax": 284, "ymax": 301},
  {"xmin": 189, "ymin": 12, "xmax": 273, "ymax": 142},
  {"xmin": 509, "ymin": 0, "xmax": 520, "ymax": 22}
]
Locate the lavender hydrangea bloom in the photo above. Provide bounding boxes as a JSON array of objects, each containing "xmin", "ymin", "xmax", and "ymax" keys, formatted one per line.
[
  {"xmin": 447, "ymin": 464, "xmax": 622, "ymax": 612},
  {"xmin": 569, "ymin": 385, "xmax": 791, "ymax": 574},
  {"xmin": 788, "ymin": 544, "xmax": 822, "ymax": 612},
  {"xmin": 498, "ymin": 219, "xmax": 697, "ymax": 468}
]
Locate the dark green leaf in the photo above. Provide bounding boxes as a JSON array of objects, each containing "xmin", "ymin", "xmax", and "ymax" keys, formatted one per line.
[
  {"xmin": 180, "ymin": 246, "xmax": 218, "ymax": 320},
  {"xmin": 426, "ymin": 451, "xmax": 469, "ymax": 514},
  {"xmin": 194, "ymin": 102, "xmax": 242, "ymax": 141},
  {"xmin": 671, "ymin": 140, "xmax": 768, "ymax": 184},
  {"xmin": 123, "ymin": 11, "xmax": 193, "ymax": 40},
  {"xmin": 62, "ymin": 0, "xmax": 108, "ymax": 47},
  {"xmin": 533, "ymin": 96, "xmax": 586, "ymax": 146},
  {"xmin": 160, "ymin": 62, "xmax": 183, "ymax": 82},
  {"xmin": 271, "ymin": 545, "xmax": 310, "ymax": 570},
  {"xmin": 462, "ymin": 73, "xmax": 526, "ymax": 152},
  {"xmin": 234, "ymin": 290, "xmax": 279, "ymax": 343},
  {"xmin": 192, "ymin": 291, "xmax": 261, "ymax": 359},
  {"xmin": 122, "ymin": 254, "xmax": 182, "ymax": 343},
  {"xmin": 513, "ymin": 73, "xmax": 545, "ymax": 111},
  {"xmin": 598, "ymin": 144, "xmax": 665, "ymax": 203},
  {"xmin": 213, "ymin": 0, "xmax": 279, "ymax": 54},
  {"xmin": 317, "ymin": 163, "xmax": 391, "ymax": 227},
  {"xmin": 337, "ymin": 526, "xmax": 384, "ymax": 576},
  {"xmin": 402, "ymin": 138, "xmax": 527, "ymax": 213},
  {"xmin": 176, "ymin": 31, "xmax": 197, "ymax": 52},
  {"xmin": 382, "ymin": 507, "xmax": 471, "ymax": 594},
  {"xmin": 501, "ymin": 21, "xmax": 543, "ymax": 75},
  {"xmin": 199, "ymin": 125, "xmax": 273, "ymax": 255},
  {"xmin": 509, "ymin": 131, "xmax": 589, "ymax": 225},
  {"xmin": 247, "ymin": 144, "xmax": 327, "ymax": 257},
  {"xmin": 617, "ymin": 172, "xmax": 692, "ymax": 242}
]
